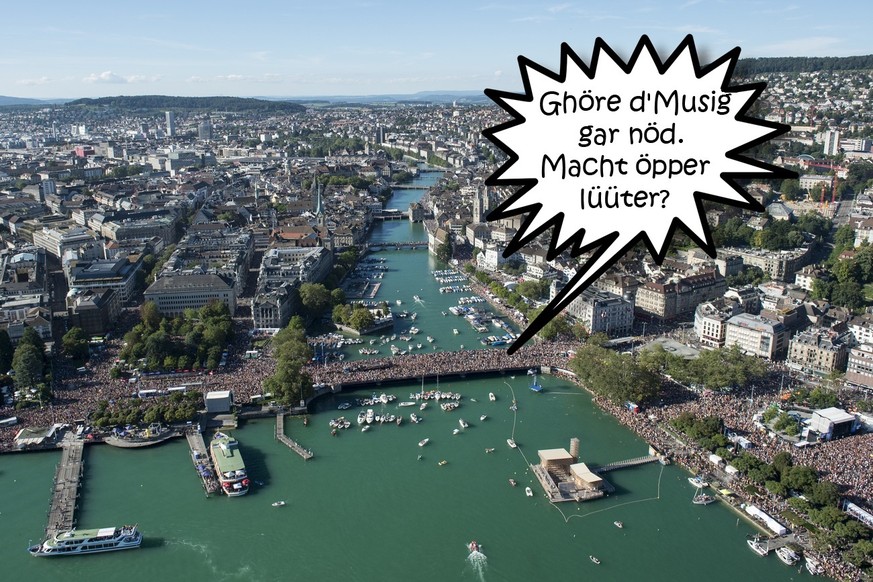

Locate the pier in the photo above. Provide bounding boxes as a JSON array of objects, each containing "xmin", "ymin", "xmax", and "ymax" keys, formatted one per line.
[
  {"xmin": 186, "ymin": 429, "xmax": 219, "ymax": 495},
  {"xmin": 275, "ymin": 414, "xmax": 313, "ymax": 460},
  {"xmin": 595, "ymin": 455, "xmax": 661, "ymax": 473},
  {"xmin": 45, "ymin": 433, "xmax": 84, "ymax": 538}
]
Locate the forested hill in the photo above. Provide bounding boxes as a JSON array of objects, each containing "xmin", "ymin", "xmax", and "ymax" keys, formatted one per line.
[
  {"xmin": 736, "ymin": 55, "xmax": 873, "ymax": 75},
  {"xmin": 65, "ymin": 95, "xmax": 305, "ymax": 113}
]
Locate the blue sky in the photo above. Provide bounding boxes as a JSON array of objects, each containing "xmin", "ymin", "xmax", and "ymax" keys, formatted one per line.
[{"xmin": 3, "ymin": 0, "xmax": 872, "ymax": 99}]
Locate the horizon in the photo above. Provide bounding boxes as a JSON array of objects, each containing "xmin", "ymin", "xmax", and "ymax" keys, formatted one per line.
[{"xmin": 4, "ymin": 0, "xmax": 873, "ymax": 100}]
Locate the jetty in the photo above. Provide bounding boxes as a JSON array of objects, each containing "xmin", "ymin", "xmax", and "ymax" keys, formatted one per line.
[
  {"xmin": 186, "ymin": 429, "xmax": 219, "ymax": 495},
  {"xmin": 275, "ymin": 414, "xmax": 313, "ymax": 460},
  {"xmin": 595, "ymin": 455, "xmax": 661, "ymax": 473},
  {"xmin": 45, "ymin": 433, "xmax": 84, "ymax": 538}
]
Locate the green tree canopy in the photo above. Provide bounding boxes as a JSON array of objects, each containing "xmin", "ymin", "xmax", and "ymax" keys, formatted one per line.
[{"xmin": 62, "ymin": 327, "xmax": 90, "ymax": 361}]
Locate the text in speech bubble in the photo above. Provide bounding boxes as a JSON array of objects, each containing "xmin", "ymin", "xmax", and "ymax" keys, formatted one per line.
[{"xmin": 483, "ymin": 35, "xmax": 795, "ymax": 354}]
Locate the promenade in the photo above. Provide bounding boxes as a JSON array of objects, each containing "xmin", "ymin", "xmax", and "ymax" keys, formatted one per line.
[{"xmin": 45, "ymin": 433, "xmax": 84, "ymax": 538}]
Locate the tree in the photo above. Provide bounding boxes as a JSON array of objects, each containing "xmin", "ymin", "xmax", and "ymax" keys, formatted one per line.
[
  {"xmin": 348, "ymin": 307, "xmax": 375, "ymax": 332},
  {"xmin": 19, "ymin": 327, "xmax": 45, "ymax": 355},
  {"xmin": 807, "ymin": 480, "xmax": 840, "ymax": 508},
  {"xmin": 780, "ymin": 179, "xmax": 803, "ymax": 200},
  {"xmin": 436, "ymin": 237, "xmax": 453, "ymax": 263},
  {"xmin": 299, "ymin": 282, "xmax": 332, "ymax": 315},
  {"xmin": 783, "ymin": 465, "xmax": 819, "ymax": 494},
  {"xmin": 141, "ymin": 301, "xmax": 162, "ymax": 331},
  {"xmin": 62, "ymin": 327, "xmax": 90, "ymax": 361},
  {"xmin": 12, "ymin": 343, "xmax": 44, "ymax": 390}
]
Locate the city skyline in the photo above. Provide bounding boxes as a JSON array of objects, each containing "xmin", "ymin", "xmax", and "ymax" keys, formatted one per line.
[{"xmin": 3, "ymin": 0, "xmax": 873, "ymax": 100}]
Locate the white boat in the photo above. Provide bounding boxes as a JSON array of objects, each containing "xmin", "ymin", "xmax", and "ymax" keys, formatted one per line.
[
  {"xmin": 480, "ymin": 414, "xmax": 487, "ymax": 421},
  {"xmin": 398, "ymin": 401, "xmax": 416, "ymax": 407},
  {"xmin": 396, "ymin": 299, "xmax": 402, "ymax": 305},
  {"xmin": 28, "ymin": 525, "xmax": 142, "ymax": 557},
  {"xmin": 419, "ymin": 402, "xmax": 427, "ymax": 410},
  {"xmin": 357, "ymin": 412, "xmax": 366, "ymax": 424},
  {"xmin": 805, "ymin": 556, "xmax": 822, "ymax": 575},
  {"xmin": 361, "ymin": 425, "xmax": 371, "ymax": 432},
  {"xmin": 365, "ymin": 409, "xmax": 374, "ymax": 424},
  {"xmin": 589, "ymin": 555, "xmax": 601, "ymax": 565},
  {"xmin": 692, "ymin": 492, "xmax": 716, "ymax": 505},
  {"xmin": 776, "ymin": 546, "xmax": 799, "ymax": 565},
  {"xmin": 459, "ymin": 419, "xmax": 469, "ymax": 429},
  {"xmin": 453, "ymin": 428, "xmax": 460, "ymax": 435},
  {"xmin": 453, "ymin": 328, "xmax": 459, "ymax": 334},
  {"xmin": 271, "ymin": 501, "xmax": 286, "ymax": 507},
  {"xmin": 747, "ymin": 537, "xmax": 769, "ymax": 557},
  {"xmin": 507, "ymin": 438, "xmax": 517, "ymax": 448},
  {"xmin": 688, "ymin": 475, "xmax": 709, "ymax": 488},
  {"xmin": 337, "ymin": 402, "xmax": 351, "ymax": 410},
  {"xmin": 410, "ymin": 413, "xmax": 421, "ymax": 423},
  {"xmin": 613, "ymin": 521, "xmax": 623, "ymax": 528},
  {"xmin": 488, "ymin": 392, "xmax": 496, "ymax": 401},
  {"xmin": 418, "ymin": 438, "xmax": 429, "ymax": 447},
  {"xmin": 525, "ymin": 487, "xmax": 533, "ymax": 497}
]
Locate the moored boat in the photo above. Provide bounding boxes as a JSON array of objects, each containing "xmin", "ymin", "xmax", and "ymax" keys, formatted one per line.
[
  {"xmin": 805, "ymin": 556, "xmax": 822, "ymax": 575},
  {"xmin": 28, "ymin": 525, "xmax": 142, "ymax": 556},
  {"xmin": 525, "ymin": 486, "xmax": 533, "ymax": 497},
  {"xmin": 507, "ymin": 438, "xmax": 517, "ymax": 448},
  {"xmin": 692, "ymin": 493, "xmax": 716, "ymax": 505},
  {"xmin": 688, "ymin": 475, "xmax": 709, "ymax": 488},
  {"xmin": 488, "ymin": 392, "xmax": 496, "ymax": 401},
  {"xmin": 419, "ymin": 438, "xmax": 429, "ymax": 447},
  {"xmin": 747, "ymin": 536, "xmax": 769, "ymax": 556},
  {"xmin": 776, "ymin": 546, "xmax": 799, "ymax": 565},
  {"xmin": 210, "ymin": 432, "xmax": 249, "ymax": 497}
]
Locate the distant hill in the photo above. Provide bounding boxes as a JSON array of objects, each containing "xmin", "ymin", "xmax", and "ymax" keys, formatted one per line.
[
  {"xmin": 736, "ymin": 54, "xmax": 873, "ymax": 75},
  {"xmin": 0, "ymin": 95, "xmax": 68, "ymax": 107},
  {"xmin": 65, "ymin": 95, "xmax": 305, "ymax": 113},
  {"xmin": 260, "ymin": 90, "xmax": 491, "ymax": 105}
]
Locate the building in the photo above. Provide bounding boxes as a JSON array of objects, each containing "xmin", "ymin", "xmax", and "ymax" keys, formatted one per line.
[
  {"xmin": 66, "ymin": 287, "xmax": 121, "ymax": 336},
  {"xmin": 165, "ymin": 111, "xmax": 176, "ymax": 137},
  {"xmin": 554, "ymin": 285, "xmax": 633, "ymax": 337},
  {"xmin": 143, "ymin": 274, "xmax": 236, "ymax": 317},
  {"xmin": 694, "ymin": 299, "xmax": 742, "ymax": 348},
  {"xmin": 32, "ymin": 226, "xmax": 99, "ymax": 259},
  {"xmin": 205, "ymin": 390, "xmax": 233, "ymax": 413},
  {"xmin": 822, "ymin": 129, "xmax": 840, "ymax": 156},
  {"xmin": 724, "ymin": 313, "xmax": 787, "ymax": 360},
  {"xmin": 67, "ymin": 256, "xmax": 143, "ymax": 303},
  {"xmin": 845, "ymin": 344, "xmax": 873, "ymax": 389},
  {"xmin": 720, "ymin": 246, "xmax": 812, "ymax": 282},
  {"xmin": 808, "ymin": 407, "xmax": 859, "ymax": 441},
  {"xmin": 634, "ymin": 271, "xmax": 726, "ymax": 321},
  {"xmin": 786, "ymin": 329, "xmax": 848, "ymax": 376},
  {"xmin": 569, "ymin": 463, "xmax": 604, "ymax": 491}
]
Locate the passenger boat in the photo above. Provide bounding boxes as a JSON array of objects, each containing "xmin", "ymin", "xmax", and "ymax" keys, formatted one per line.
[
  {"xmin": 747, "ymin": 536, "xmax": 769, "ymax": 556},
  {"xmin": 776, "ymin": 546, "xmax": 799, "ymax": 565},
  {"xmin": 589, "ymin": 555, "xmax": 601, "ymax": 565},
  {"xmin": 468, "ymin": 540, "xmax": 480, "ymax": 553},
  {"xmin": 28, "ymin": 525, "xmax": 142, "ymax": 556},
  {"xmin": 489, "ymin": 392, "xmax": 496, "ymax": 401},
  {"xmin": 271, "ymin": 501, "xmax": 286, "ymax": 507},
  {"xmin": 104, "ymin": 423, "xmax": 179, "ymax": 448},
  {"xmin": 507, "ymin": 438, "xmax": 517, "ymax": 448},
  {"xmin": 418, "ymin": 438, "xmax": 429, "ymax": 447},
  {"xmin": 525, "ymin": 487, "xmax": 533, "ymax": 497},
  {"xmin": 210, "ymin": 432, "xmax": 249, "ymax": 497},
  {"xmin": 613, "ymin": 521, "xmax": 623, "ymax": 528},
  {"xmin": 688, "ymin": 475, "xmax": 709, "ymax": 488}
]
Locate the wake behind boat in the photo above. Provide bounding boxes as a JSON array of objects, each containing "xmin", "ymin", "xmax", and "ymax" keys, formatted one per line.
[{"xmin": 28, "ymin": 525, "xmax": 142, "ymax": 556}]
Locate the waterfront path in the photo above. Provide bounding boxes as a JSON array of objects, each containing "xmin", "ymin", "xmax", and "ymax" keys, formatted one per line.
[
  {"xmin": 276, "ymin": 414, "xmax": 313, "ymax": 460},
  {"xmin": 45, "ymin": 433, "xmax": 84, "ymax": 538},
  {"xmin": 186, "ymin": 430, "xmax": 219, "ymax": 495}
]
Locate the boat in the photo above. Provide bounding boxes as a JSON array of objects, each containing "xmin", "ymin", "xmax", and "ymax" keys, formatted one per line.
[
  {"xmin": 589, "ymin": 555, "xmax": 601, "ymax": 565},
  {"xmin": 210, "ymin": 432, "xmax": 249, "ymax": 497},
  {"xmin": 489, "ymin": 392, "xmax": 496, "ymax": 401},
  {"xmin": 438, "ymin": 460, "xmax": 448, "ymax": 466},
  {"xmin": 453, "ymin": 428, "xmax": 460, "ymax": 435},
  {"xmin": 507, "ymin": 438, "xmax": 517, "ymax": 448},
  {"xmin": 410, "ymin": 413, "xmax": 421, "ymax": 423},
  {"xmin": 614, "ymin": 521, "xmax": 623, "ymax": 528},
  {"xmin": 688, "ymin": 475, "xmax": 709, "ymax": 488},
  {"xmin": 366, "ymin": 409, "xmax": 374, "ymax": 424},
  {"xmin": 396, "ymin": 299, "xmax": 402, "ymax": 305},
  {"xmin": 419, "ymin": 402, "xmax": 427, "ymax": 410},
  {"xmin": 692, "ymin": 493, "xmax": 716, "ymax": 505},
  {"xmin": 805, "ymin": 556, "xmax": 823, "ymax": 575},
  {"xmin": 525, "ymin": 487, "xmax": 533, "ymax": 497},
  {"xmin": 453, "ymin": 328, "xmax": 459, "ymax": 334},
  {"xmin": 480, "ymin": 414, "xmax": 487, "ymax": 421},
  {"xmin": 413, "ymin": 295, "xmax": 422, "ymax": 302},
  {"xmin": 468, "ymin": 540, "xmax": 480, "ymax": 553},
  {"xmin": 271, "ymin": 501, "xmax": 286, "ymax": 507},
  {"xmin": 419, "ymin": 438, "xmax": 429, "ymax": 447},
  {"xmin": 361, "ymin": 425, "xmax": 371, "ymax": 432},
  {"xmin": 398, "ymin": 401, "xmax": 416, "ymax": 407},
  {"xmin": 28, "ymin": 525, "xmax": 142, "ymax": 557},
  {"xmin": 747, "ymin": 536, "xmax": 769, "ymax": 557},
  {"xmin": 103, "ymin": 423, "xmax": 180, "ymax": 448},
  {"xmin": 776, "ymin": 546, "xmax": 799, "ymax": 565},
  {"xmin": 509, "ymin": 478, "xmax": 517, "ymax": 486},
  {"xmin": 485, "ymin": 448, "xmax": 495, "ymax": 453},
  {"xmin": 459, "ymin": 419, "xmax": 469, "ymax": 429},
  {"xmin": 337, "ymin": 402, "xmax": 351, "ymax": 410},
  {"xmin": 357, "ymin": 412, "xmax": 366, "ymax": 424}
]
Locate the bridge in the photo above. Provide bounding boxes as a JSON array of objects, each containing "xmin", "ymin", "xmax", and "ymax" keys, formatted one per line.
[
  {"xmin": 391, "ymin": 184, "xmax": 432, "ymax": 189},
  {"xmin": 595, "ymin": 455, "xmax": 661, "ymax": 473},
  {"xmin": 45, "ymin": 433, "xmax": 84, "ymax": 538},
  {"xmin": 365, "ymin": 241, "xmax": 428, "ymax": 251},
  {"xmin": 276, "ymin": 414, "xmax": 313, "ymax": 460}
]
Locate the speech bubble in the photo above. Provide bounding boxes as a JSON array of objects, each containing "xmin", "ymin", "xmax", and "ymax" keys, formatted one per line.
[{"xmin": 483, "ymin": 35, "xmax": 795, "ymax": 354}]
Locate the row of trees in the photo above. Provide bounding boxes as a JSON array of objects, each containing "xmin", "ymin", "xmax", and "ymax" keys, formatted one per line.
[
  {"xmin": 90, "ymin": 391, "xmax": 202, "ymax": 428},
  {"xmin": 638, "ymin": 343, "xmax": 769, "ymax": 392},
  {"xmin": 119, "ymin": 301, "xmax": 233, "ymax": 373},
  {"xmin": 11, "ymin": 328, "xmax": 52, "ymax": 406},
  {"xmin": 813, "ymin": 241, "xmax": 873, "ymax": 309},
  {"xmin": 263, "ymin": 317, "xmax": 313, "ymax": 404},
  {"xmin": 711, "ymin": 212, "xmax": 830, "ymax": 251},
  {"xmin": 569, "ymin": 342, "xmax": 661, "ymax": 404}
]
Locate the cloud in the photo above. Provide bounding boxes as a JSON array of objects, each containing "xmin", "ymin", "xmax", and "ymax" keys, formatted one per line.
[
  {"xmin": 16, "ymin": 76, "xmax": 52, "ymax": 86},
  {"xmin": 82, "ymin": 71, "xmax": 159, "ymax": 84}
]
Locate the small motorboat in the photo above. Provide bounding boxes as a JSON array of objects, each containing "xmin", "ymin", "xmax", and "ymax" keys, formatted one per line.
[
  {"xmin": 480, "ymin": 414, "xmax": 487, "ymax": 421},
  {"xmin": 468, "ymin": 540, "xmax": 480, "ymax": 553},
  {"xmin": 507, "ymin": 438, "xmax": 517, "ymax": 448},
  {"xmin": 776, "ymin": 546, "xmax": 799, "ymax": 565},
  {"xmin": 453, "ymin": 428, "xmax": 460, "ymax": 435},
  {"xmin": 688, "ymin": 475, "xmax": 709, "ymax": 488},
  {"xmin": 525, "ymin": 487, "xmax": 533, "ymax": 497},
  {"xmin": 489, "ymin": 392, "xmax": 496, "ymax": 401},
  {"xmin": 509, "ymin": 478, "xmax": 518, "ymax": 487},
  {"xmin": 485, "ymin": 448, "xmax": 495, "ymax": 453},
  {"xmin": 613, "ymin": 521, "xmax": 623, "ymax": 529},
  {"xmin": 419, "ymin": 438, "xmax": 430, "ymax": 447},
  {"xmin": 438, "ymin": 460, "xmax": 448, "ymax": 466},
  {"xmin": 589, "ymin": 555, "xmax": 601, "ymax": 565},
  {"xmin": 272, "ymin": 501, "xmax": 286, "ymax": 507}
]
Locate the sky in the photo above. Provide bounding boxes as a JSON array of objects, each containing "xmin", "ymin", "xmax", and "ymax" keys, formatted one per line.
[{"xmin": 3, "ymin": 0, "xmax": 872, "ymax": 99}]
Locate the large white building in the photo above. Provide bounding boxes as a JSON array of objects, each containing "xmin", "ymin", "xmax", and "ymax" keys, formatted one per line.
[
  {"xmin": 724, "ymin": 313, "xmax": 787, "ymax": 360},
  {"xmin": 694, "ymin": 299, "xmax": 742, "ymax": 349},
  {"xmin": 143, "ymin": 274, "xmax": 236, "ymax": 317},
  {"xmin": 552, "ymin": 284, "xmax": 633, "ymax": 337}
]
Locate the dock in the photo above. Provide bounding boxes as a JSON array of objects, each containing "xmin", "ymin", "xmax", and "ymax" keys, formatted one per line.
[
  {"xmin": 595, "ymin": 455, "xmax": 661, "ymax": 473},
  {"xmin": 276, "ymin": 414, "xmax": 313, "ymax": 460},
  {"xmin": 45, "ymin": 433, "xmax": 84, "ymax": 538},
  {"xmin": 186, "ymin": 429, "xmax": 219, "ymax": 495}
]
